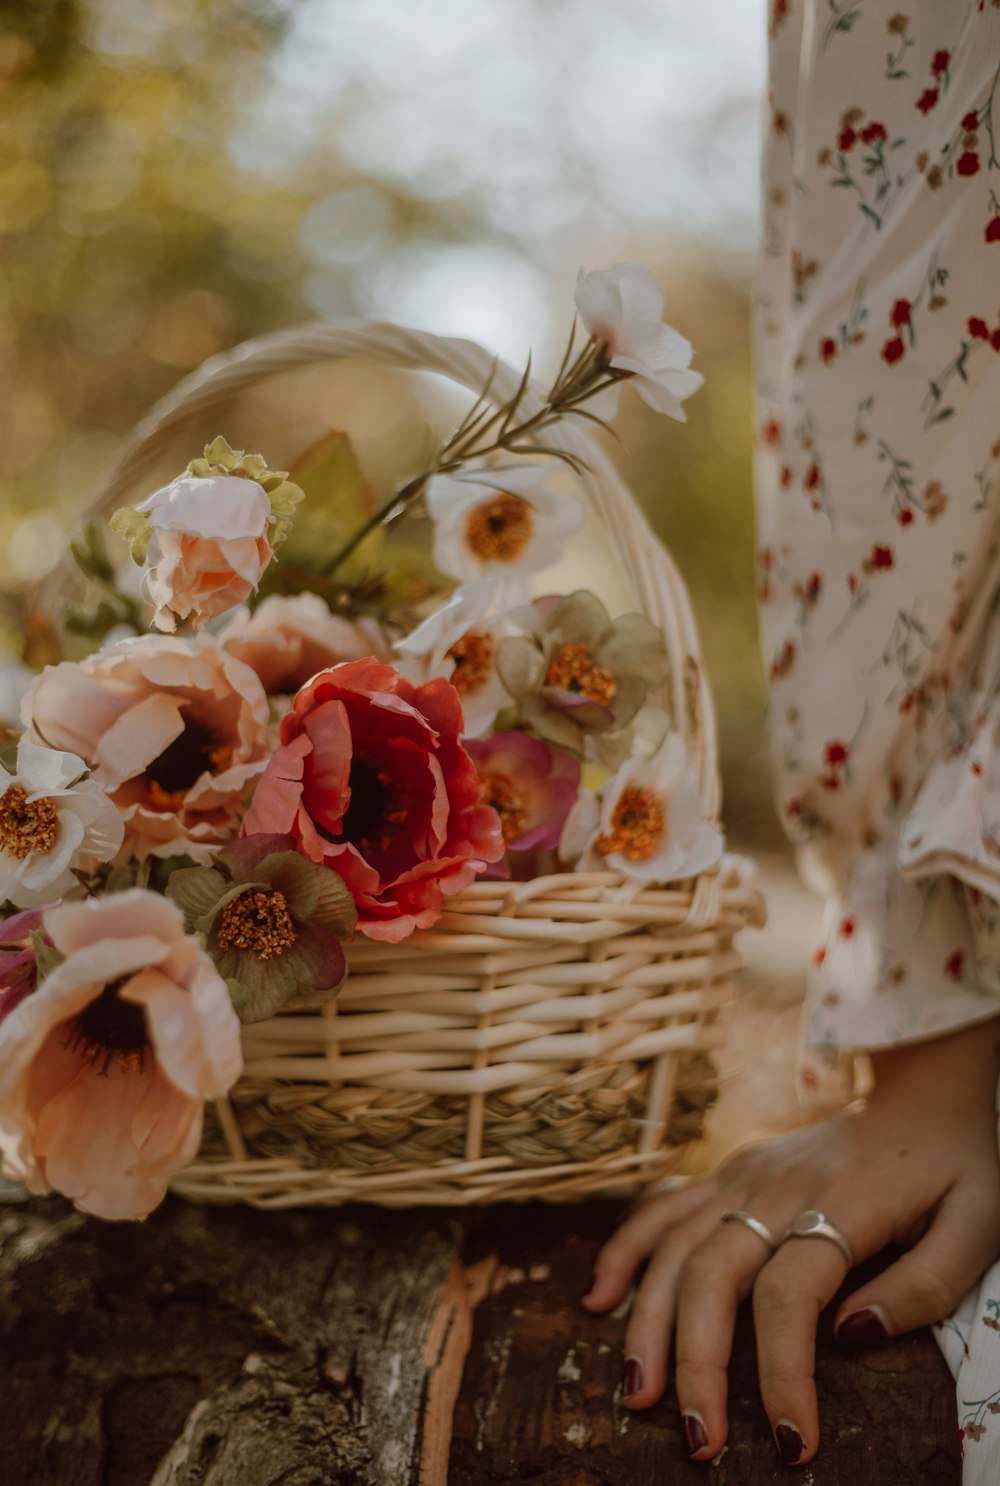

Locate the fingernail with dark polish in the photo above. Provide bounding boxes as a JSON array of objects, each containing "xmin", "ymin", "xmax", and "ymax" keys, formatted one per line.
[
  {"xmin": 775, "ymin": 1421, "xmax": 804, "ymax": 1464},
  {"xmin": 582, "ymin": 1271, "xmax": 599, "ymax": 1300},
  {"xmin": 683, "ymin": 1411, "xmax": 708, "ymax": 1455},
  {"xmin": 836, "ymin": 1305, "xmax": 889, "ymax": 1350},
  {"xmin": 623, "ymin": 1356, "xmax": 643, "ymax": 1398}
]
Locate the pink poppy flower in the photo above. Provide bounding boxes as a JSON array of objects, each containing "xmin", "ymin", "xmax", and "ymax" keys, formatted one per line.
[
  {"xmin": 22, "ymin": 634, "xmax": 270, "ymax": 863},
  {"xmin": 0, "ymin": 891, "xmax": 242, "ymax": 1220},
  {"xmin": 242, "ymin": 658, "xmax": 505, "ymax": 941},
  {"xmin": 466, "ymin": 732, "xmax": 581, "ymax": 869},
  {"xmin": 219, "ymin": 593, "xmax": 385, "ymax": 696}
]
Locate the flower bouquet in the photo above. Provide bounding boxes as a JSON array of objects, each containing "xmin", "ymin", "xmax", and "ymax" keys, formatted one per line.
[{"xmin": 0, "ymin": 265, "xmax": 763, "ymax": 1217}]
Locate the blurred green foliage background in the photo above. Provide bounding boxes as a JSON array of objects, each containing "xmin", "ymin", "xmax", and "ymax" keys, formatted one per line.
[{"xmin": 0, "ymin": 0, "xmax": 780, "ymax": 846}]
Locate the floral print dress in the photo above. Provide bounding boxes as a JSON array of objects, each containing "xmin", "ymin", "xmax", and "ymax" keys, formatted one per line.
[{"xmin": 755, "ymin": 0, "xmax": 1000, "ymax": 1472}]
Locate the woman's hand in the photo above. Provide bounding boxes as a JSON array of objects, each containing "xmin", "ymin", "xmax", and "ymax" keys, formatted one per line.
[{"xmin": 583, "ymin": 1016, "xmax": 1000, "ymax": 1466}]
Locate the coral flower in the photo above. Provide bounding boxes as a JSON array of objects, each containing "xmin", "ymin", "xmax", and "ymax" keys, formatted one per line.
[
  {"xmin": 22, "ymin": 634, "xmax": 270, "ymax": 863},
  {"xmin": 242, "ymin": 658, "xmax": 505, "ymax": 941},
  {"xmin": 562, "ymin": 733, "xmax": 723, "ymax": 883},
  {"xmin": 112, "ymin": 438, "xmax": 305, "ymax": 635},
  {"xmin": 574, "ymin": 263, "xmax": 704, "ymax": 420},
  {"xmin": 219, "ymin": 593, "xmax": 385, "ymax": 696},
  {"xmin": 0, "ymin": 738, "xmax": 124, "ymax": 907},
  {"xmin": 0, "ymin": 891, "xmax": 242, "ymax": 1220}
]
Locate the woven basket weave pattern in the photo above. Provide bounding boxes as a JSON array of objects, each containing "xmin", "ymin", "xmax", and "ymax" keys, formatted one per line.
[{"xmin": 76, "ymin": 320, "xmax": 764, "ymax": 1208}]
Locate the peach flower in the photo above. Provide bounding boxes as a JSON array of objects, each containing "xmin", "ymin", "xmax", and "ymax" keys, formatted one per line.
[
  {"xmin": 219, "ymin": 593, "xmax": 386, "ymax": 695},
  {"xmin": 0, "ymin": 890, "xmax": 242, "ymax": 1220},
  {"xmin": 21, "ymin": 634, "xmax": 270, "ymax": 863}
]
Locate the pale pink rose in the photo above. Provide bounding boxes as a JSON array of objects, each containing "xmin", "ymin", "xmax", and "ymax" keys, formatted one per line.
[
  {"xmin": 219, "ymin": 593, "xmax": 386, "ymax": 695},
  {"xmin": 22, "ymin": 634, "xmax": 270, "ymax": 863},
  {"xmin": 137, "ymin": 474, "xmax": 274, "ymax": 633},
  {"xmin": 0, "ymin": 890, "xmax": 242, "ymax": 1220}
]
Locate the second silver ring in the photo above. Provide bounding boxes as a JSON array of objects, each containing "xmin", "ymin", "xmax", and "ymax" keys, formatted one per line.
[{"xmin": 719, "ymin": 1209, "xmax": 779, "ymax": 1253}]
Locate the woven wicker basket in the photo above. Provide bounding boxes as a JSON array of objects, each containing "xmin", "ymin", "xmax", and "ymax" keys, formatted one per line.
[{"xmin": 75, "ymin": 319, "xmax": 764, "ymax": 1209}]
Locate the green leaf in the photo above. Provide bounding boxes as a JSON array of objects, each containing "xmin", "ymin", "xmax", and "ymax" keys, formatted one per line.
[
  {"xmin": 30, "ymin": 931, "xmax": 65, "ymax": 982},
  {"xmin": 264, "ymin": 429, "xmax": 384, "ymax": 597}
]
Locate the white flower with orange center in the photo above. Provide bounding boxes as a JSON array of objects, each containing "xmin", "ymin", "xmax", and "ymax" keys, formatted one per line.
[
  {"xmin": 0, "ymin": 890, "xmax": 242, "ymax": 1220},
  {"xmin": 426, "ymin": 466, "xmax": 584, "ymax": 588},
  {"xmin": 563, "ymin": 733, "xmax": 723, "ymax": 882},
  {"xmin": 21, "ymin": 633, "xmax": 270, "ymax": 864},
  {"xmin": 574, "ymin": 263, "xmax": 704, "ymax": 422},
  {"xmin": 0, "ymin": 739, "xmax": 124, "ymax": 908},
  {"xmin": 395, "ymin": 584, "xmax": 520, "ymax": 737}
]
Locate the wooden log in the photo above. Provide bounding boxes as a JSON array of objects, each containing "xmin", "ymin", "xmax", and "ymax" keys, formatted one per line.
[{"xmin": 0, "ymin": 1193, "xmax": 961, "ymax": 1485}]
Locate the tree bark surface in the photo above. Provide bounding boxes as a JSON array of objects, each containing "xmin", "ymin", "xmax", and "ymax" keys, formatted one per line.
[{"xmin": 0, "ymin": 1193, "xmax": 960, "ymax": 1485}]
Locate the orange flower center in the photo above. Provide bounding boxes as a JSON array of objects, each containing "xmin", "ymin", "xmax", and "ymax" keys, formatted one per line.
[
  {"xmin": 0, "ymin": 784, "xmax": 58, "ymax": 859},
  {"xmin": 481, "ymin": 768, "xmax": 528, "ymax": 842},
  {"xmin": 64, "ymin": 977, "xmax": 149, "ymax": 1076},
  {"xmin": 218, "ymin": 888, "xmax": 297, "ymax": 961},
  {"xmin": 545, "ymin": 643, "xmax": 618, "ymax": 706},
  {"xmin": 145, "ymin": 714, "xmax": 233, "ymax": 813},
  {"xmin": 465, "ymin": 491, "xmax": 534, "ymax": 562},
  {"xmin": 596, "ymin": 786, "xmax": 665, "ymax": 862},
  {"xmin": 447, "ymin": 630, "xmax": 495, "ymax": 696}
]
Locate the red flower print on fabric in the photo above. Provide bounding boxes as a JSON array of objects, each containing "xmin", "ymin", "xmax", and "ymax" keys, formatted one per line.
[
  {"xmin": 861, "ymin": 121, "xmax": 888, "ymax": 144},
  {"xmin": 839, "ymin": 917, "xmax": 856, "ymax": 938},
  {"xmin": 882, "ymin": 336, "xmax": 906, "ymax": 364},
  {"xmin": 944, "ymin": 950, "xmax": 965, "ymax": 979},
  {"xmin": 962, "ymin": 110, "xmax": 980, "ymax": 131},
  {"xmin": 820, "ymin": 336, "xmax": 837, "ymax": 364},
  {"xmin": 916, "ymin": 87, "xmax": 939, "ymax": 114},
  {"xmin": 957, "ymin": 151, "xmax": 981, "ymax": 177},
  {"xmin": 891, "ymin": 299, "xmax": 912, "ymax": 327},
  {"xmin": 838, "ymin": 125, "xmax": 857, "ymax": 151},
  {"xmin": 865, "ymin": 544, "xmax": 895, "ymax": 572},
  {"xmin": 969, "ymin": 317, "xmax": 991, "ymax": 339},
  {"xmin": 931, "ymin": 50, "xmax": 950, "ymax": 78},
  {"xmin": 824, "ymin": 740, "xmax": 849, "ymax": 768},
  {"xmin": 987, "ymin": 217, "xmax": 1000, "ymax": 244}
]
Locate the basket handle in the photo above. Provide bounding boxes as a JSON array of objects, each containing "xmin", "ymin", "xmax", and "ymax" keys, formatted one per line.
[{"xmin": 78, "ymin": 318, "xmax": 721, "ymax": 822}]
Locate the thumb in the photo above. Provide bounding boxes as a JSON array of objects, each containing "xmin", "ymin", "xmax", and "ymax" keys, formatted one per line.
[{"xmin": 833, "ymin": 1185, "xmax": 1000, "ymax": 1348}]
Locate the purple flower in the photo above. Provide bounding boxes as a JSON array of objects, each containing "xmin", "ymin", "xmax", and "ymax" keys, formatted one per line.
[
  {"xmin": 0, "ymin": 904, "xmax": 54, "ymax": 1026},
  {"xmin": 466, "ymin": 733, "xmax": 581, "ymax": 875}
]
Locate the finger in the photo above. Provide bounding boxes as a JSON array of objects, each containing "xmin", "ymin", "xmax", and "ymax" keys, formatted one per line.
[
  {"xmin": 835, "ymin": 1184, "xmax": 1000, "ymax": 1348},
  {"xmin": 620, "ymin": 1198, "xmax": 741, "ymax": 1410},
  {"xmin": 672, "ymin": 1214, "xmax": 782, "ymax": 1459},
  {"xmin": 753, "ymin": 1234, "xmax": 859, "ymax": 1464},
  {"xmin": 583, "ymin": 1177, "xmax": 720, "ymax": 1311}
]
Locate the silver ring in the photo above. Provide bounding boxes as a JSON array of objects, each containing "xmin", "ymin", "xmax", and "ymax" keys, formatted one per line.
[
  {"xmin": 719, "ymin": 1210, "xmax": 779, "ymax": 1253},
  {"xmin": 782, "ymin": 1209, "xmax": 855, "ymax": 1268}
]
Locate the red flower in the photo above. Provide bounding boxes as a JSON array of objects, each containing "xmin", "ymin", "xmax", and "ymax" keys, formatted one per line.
[
  {"xmin": 890, "ymin": 298, "xmax": 912, "ymax": 327},
  {"xmin": 861, "ymin": 121, "xmax": 888, "ymax": 144},
  {"xmin": 242, "ymin": 658, "xmax": 505, "ymax": 941},
  {"xmin": 881, "ymin": 336, "xmax": 906, "ymax": 365},
  {"xmin": 824, "ymin": 740, "xmax": 849, "ymax": 768},
  {"xmin": 760, "ymin": 417, "xmax": 782, "ymax": 445},
  {"xmin": 804, "ymin": 462, "xmax": 821, "ymax": 491},
  {"xmin": 957, "ymin": 151, "xmax": 981, "ymax": 177},
  {"xmin": 987, "ymin": 217, "xmax": 1000, "ymax": 244},
  {"xmin": 806, "ymin": 571, "xmax": 822, "ymax": 599},
  {"xmin": 944, "ymin": 950, "xmax": 964, "ymax": 979},
  {"xmin": 969, "ymin": 316, "xmax": 991, "ymax": 339},
  {"xmin": 991, "ymin": 328, "xmax": 1000, "ymax": 352},
  {"xmin": 819, "ymin": 336, "xmax": 837, "ymax": 364},
  {"xmin": 871, "ymin": 544, "xmax": 894, "ymax": 570},
  {"xmin": 962, "ymin": 111, "xmax": 980, "ymax": 131},
  {"xmin": 897, "ymin": 508, "xmax": 915, "ymax": 526},
  {"xmin": 931, "ymin": 49, "xmax": 950, "ymax": 77},
  {"xmin": 916, "ymin": 87, "xmax": 939, "ymax": 114},
  {"xmin": 837, "ymin": 126, "xmax": 857, "ymax": 151},
  {"xmin": 839, "ymin": 917, "xmax": 855, "ymax": 939},
  {"xmin": 466, "ymin": 732, "xmax": 580, "ymax": 867},
  {"xmin": 972, "ymin": 761, "xmax": 984, "ymax": 777}
]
